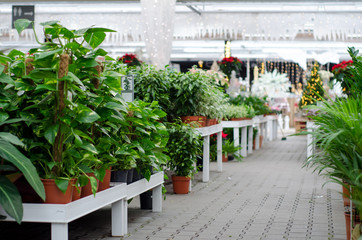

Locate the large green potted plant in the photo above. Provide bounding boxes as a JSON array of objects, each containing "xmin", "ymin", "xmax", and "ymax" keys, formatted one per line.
[
  {"xmin": 166, "ymin": 121, "xmax": 202, "ymax": 194},
  {"xmin": 10, "ymin": 19, "xmax": 117, "ymax": 202},
  {"xmin": 170, "ymin": 71, "xmax": 210, "ymax": 127}
]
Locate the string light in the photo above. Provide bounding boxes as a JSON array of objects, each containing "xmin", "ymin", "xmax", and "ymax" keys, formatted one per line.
[{"xmin": 224, "ymin": 40, "xmax": 231, "ymax": 58}]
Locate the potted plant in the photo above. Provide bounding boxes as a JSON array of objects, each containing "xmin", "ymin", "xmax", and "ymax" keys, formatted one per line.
[
  {"xmin": 170, "ymin": 71, "xmax": 210, "ymax": 127},
  {"xmin": 11, "ymin": 19, "xmax": 117, "ymax": 202},
  {"xmin": 222, "ymin": 139, "xmax": 243, "ymax": 162},
  {"xmin": 218, "ymin": 56, "xmax": 242, "ymax": 79},
  {"xmin": 166, "ymin": 121, "xmax": 202, "ymax": 194}
]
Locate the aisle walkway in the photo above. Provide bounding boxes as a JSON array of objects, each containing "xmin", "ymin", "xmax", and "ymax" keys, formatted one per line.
[{"xmin": 2, "ymin": 135, "xmax": 346, "ymax": 240}]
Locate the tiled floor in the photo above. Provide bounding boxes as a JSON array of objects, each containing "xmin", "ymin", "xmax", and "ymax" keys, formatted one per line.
[{"xmin": 1, "ymin": 135, "xmax": 346, "ymax": 240}]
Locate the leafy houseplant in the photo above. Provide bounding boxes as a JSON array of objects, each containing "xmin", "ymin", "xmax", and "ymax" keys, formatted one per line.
[
  {"xmin": 166, "ymin": 121, "xmax": 202, "ymax": 194},
  {"xmin": 117, "ymin": 100, "xmax": 169, "ymax": 181},
  {"xmin": 10, "ymin": 19, "xmax": 117, "ymax": 199},
  {"xmin": 222, "ymin": 139, "xmax": 243, "ymax": 162},
  {"xmin": 230, "ymin": 95, "xmax": 270, "ymax": 116}
]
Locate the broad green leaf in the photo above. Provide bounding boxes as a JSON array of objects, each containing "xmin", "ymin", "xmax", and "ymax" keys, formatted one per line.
[
  {"xmin": 8, "ymin": 49, "xmax": 25, "ymax": 58},
  {"xmin": 86, "ymin": 27, "xmax": 116, "ymax": 33},
  {"xmin": 0, "ymin": 140, "xmax": 45, "ymax": 201},
  {"xmin": 0, "ymin": 65, "xmax": 4, "ymax": 74},
  {"xmin": 80, "ymin": 142, "xmax": 98, "ymax": 154},
  {"xmin": 35, "ymin": 84, "xmax": 56, "ymax": 91},
  {"xmin": 0, "ymin": 55, "xmax": 12, "ymax": 64},
  {"xmin": 94, "ymin": 48, "xmax": 108, "ymax": 56},
  {"xmin": 104, "ymin": 102, "xmax": 127, "ymax": 112},
  {"xmin": 84, "ymin": 31, "xmax": 106, "ymax": 49},
  {"xmin": 0, "ymin": 176, "xmax": 23, "ymax": 224},
  {"xmin": 89, "ymin": 176, "xmax": 98, "ymax": 195},
  {"xmin": 14, "ymin": 19, "xmax": 32, "ymax": 35},
  {"xmin": 68, "ymin": 72, "xmax": 84, "ymax": 87},
  {"xmin": 40, "ymin": 20, "xmax": 59, "ymax": 26},
  {"xmin": 0, "ymin": 132, "xmax": 24, "ymax": 147},
  {"xmin": 0, "ymin": 111, "xmax": 9, "ymax": 123},
  {"xmin": 76, "ymin": 105, "xmax": 100, "ymax": 123},
  {"xmin": 0, "ymin": 73, "xmax": 15, "ymax": 85},
  {"xmin": 77, "ymin": 58, "xmax": 98, "ymax": 68},
  {"xmin": 34, "ymin": 48, "xmax": 63, "ymax": 61},
  {"xmin": 94, "ymin": 168, "xmax": 105, "ymax": 183},
  {"xmin": 104, "ymin": 76, "xmax": 122, "ymax": 90},
  {"xmin": 44, "ymin": 124, "xmax": 59, "ymax": 145},
  {"xmin": 54, "ymin": 179, "xmax": 69, "ymax": 194},
  {"xmin": 0, "ymin": 118, "xmax": 26, "ymax": 127},
  {"xmin": 78, "ymin": 175, "xmax": 89, "ymax": 187}
]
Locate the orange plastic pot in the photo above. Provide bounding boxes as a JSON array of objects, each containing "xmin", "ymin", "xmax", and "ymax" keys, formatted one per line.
[
  {"xmin": 72, "ymin": 185, "xmax": 82, "ymax": 201},
  {"xmin": 181, "ymin": 116, "xmax": 207, "ymax": 128},
  {"xmin": 222, "ymin": 154, "xmax": 228, "ymax": 162},
  {"xmin": 81, "ymin": 173, "xmax": 99, "ymax": 198},
  {"xmin": 172, "ymin": 175, "xmax": 191, "ymax": 194},
  {"xmin": 342, "ymin": 183, "xmax": 351, "ymax": 207},
  {"xmin": 98, "ymin": 167, "xmax": 112, "ymax": 192},
  {"xmin": 42, "ymin": 179, "xmax": 75, "ymax": 204}
]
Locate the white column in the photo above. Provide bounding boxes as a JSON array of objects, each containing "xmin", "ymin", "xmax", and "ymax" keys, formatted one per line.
[
  {"xmin": 202, "ymin": 135, "xmax": 210, "ymax": 182},
  {"xmin": 217, "ymin": 131, "xmax": 222, "ymax": 172},
  {"xmin": 51, "ymin": 223, "xmax": 68, "ymax": 240},
  {"xmin": 307, "ymin": 121, "xmax": 314, "ymax": 159},
  {"xmin": 233, "ymin": 127, "xmax": 240, "ymax": 153},
  {"xmin": 241, "ymin": 127, "xmax": 247, "ymax": 157},
  {"xmin": 255, "ymin": 123, "xmax": 260, "ymax": 150},
  {"xmin": 152, "ymin": 185, "xmax": 162, "ymax": 212},
  {"xmin": 112, "ymin": 199, "xmax": 127, "ymax": 236},
  {"xmin": 248, "ymin": 125, "xmax": 253, "ymax": 154}
]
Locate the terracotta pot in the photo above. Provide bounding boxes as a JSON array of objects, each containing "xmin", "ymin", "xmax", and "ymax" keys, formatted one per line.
[
  {"xmin": 342, "ymin": 182, "xmax": 351, "ymax": 207},
  {"xmin": 98, "ymin": 167, "xmax": 112, "ymax": 192},
  {"xmin": 206, "ymin": 118, "xmax": 212, "ymax": 126},
  {"xmin": 231, "ymin": 118, "xmax": 243, "ymax": 121},
  {"xmin": 181, "ymin": 116, "xmax": 207, "ymax": 128},
  {"xmin": 81, "ymin": 173, "xmax": 99, "ymax": 198},
  {"xmin": 42, "ymin": 179, "xmax": 75, "ymax": 204},
  {"xmin": 222, "ymin": 154, "xmax": 228, "ymax": 162},
  {"xmin": 240, "ymin": 117, "xmax": 252, "ymax": 120},
  {"xmin": 172, "ymin": 175, "xmax": 191, "ymax": 194},
  {"xmin": 72, "ymin": 185, "xmax": 82, "ymax": 201}
]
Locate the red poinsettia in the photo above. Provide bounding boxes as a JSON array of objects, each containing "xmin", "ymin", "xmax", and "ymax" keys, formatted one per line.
[
  {"xmin": 218, "ymin": 56, "xmax": 242, "ymax": 78},
  {"xmin": 331, "ymin": 60, "xmax": 353, "ymax": 74},
  {"xmin": 118, "ymin": 53, "xmax": 141, "ymax": 67}
]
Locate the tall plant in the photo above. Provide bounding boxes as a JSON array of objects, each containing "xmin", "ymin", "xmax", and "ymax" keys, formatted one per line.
[{"xmin": 11, "ymin": 19, "xmax": 116, "ymax": 192}]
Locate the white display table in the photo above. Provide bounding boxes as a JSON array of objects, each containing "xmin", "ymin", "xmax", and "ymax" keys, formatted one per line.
[
  {"xmin": 0, "ymin": 171, "xmax": 164, "ymax": 240},
  {"xmin": 221, "ymin": 120, "xmax": 254, "ymax": 157},
  {"xmin": 195, "ymin": 124, "xmax": 223, "ymax": 182}
]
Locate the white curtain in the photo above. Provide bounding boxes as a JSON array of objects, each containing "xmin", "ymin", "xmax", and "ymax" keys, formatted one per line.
[{"xmin": 140, "ymin": 0, "xmax": 176, "ymax": 69}]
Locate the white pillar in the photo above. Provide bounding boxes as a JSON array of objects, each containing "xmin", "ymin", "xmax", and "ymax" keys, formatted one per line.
[
  {"xmin": 241, "ymin": 127, "xmax": 247, "ymax": 157},
  {"xmin": 248, "ymin": 125, "xmax": 253, "ymax": 154},
  {"xmin": 51, "ymin": 223, "xmax": 68, "ymax": 240},
  {"xmin": 112, "ymin": 199, "xmax": 127, "ymax": 236},
  {"xmin": 152, "ymin": 185, "xmax": 162, "ymax": 212},
  {"xmin": 202, "ymin": 135, "xmax": 210, "ymax": 182},
  {"xmin": 217, "ymin": 131, "xmax": 222, "ymax": 172}
]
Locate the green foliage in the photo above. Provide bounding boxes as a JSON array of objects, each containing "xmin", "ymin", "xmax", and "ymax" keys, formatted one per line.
[
  {"xmin": 166, "ymin": 121, "xmax": 202, "ymax": 177},
  {"xmin": 222, "ymin": 139, "xmax": 243, "ymax": 162},
  {"xmin": 303, "ymin": 96, "xmax": 362, "ymax": 214},
  {"xmin": 170, "ymin": 71, "xmax": 210, "ymax": 117},
  {"xmin": 229, "ymin": 95, "xmax": 266, "ymax": 116},
  {"xmin": 129, "ymin": 64, "xmax": 173, "ymax": 117},
  {"xmin": 300, "ymin": 62, "xmax": 325, "ymax": 108},
  {"xmin": 342, "ymin": 47, "xmax": 362, "ymax": 98},
  {"xmin": 116, "ymin": 100, "xmax": 169, "ymax": 180},
  {"xmin": 222, "ymin": 104, "xmax": 253, "ymax": 120}
]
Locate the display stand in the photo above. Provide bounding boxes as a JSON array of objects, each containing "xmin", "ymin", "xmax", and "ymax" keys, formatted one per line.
[
  {"xmin": 306, "ymin": 121, "xmax": 316, "ymax": 158},
  {"xmin": 221, "ymin": 120, "xmax": 254, "ymax": 157},
  {"xmin": 0, "ymin": 172, "xmax": 164, "ymax": 240},
  {"xmin": 195, "ymin": 124, "xmax": 223, "ymax": 183},
  {"xmin": 253, "ymin": 116, "xmax": 268, "ymax": 150},
  {"xmin": 266, "ymin": 115, "xmax": 278, "ymax": 141}
]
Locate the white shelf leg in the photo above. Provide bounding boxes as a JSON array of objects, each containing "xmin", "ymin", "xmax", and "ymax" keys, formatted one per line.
[
  {"xmin": 241, "ymin": 126, "xmax": 247, "ymax": 157},
  {"xmin": 273, "ymin": 120, "xmax": 278, "ymax": 140},
  {"xmin": 152, "ymin": 185, "xmax": 162, "ymax": 212},
  {"xmin": 248, "ymin": 125, "xmax": 253, "ymax": 154},
  {"xmin": 255, "ymin": 124, "xmax": 260, "ymax": 150},
  {"xmin": 264, "ymin": 122, "xmax": 268, "ymax": 143},
  {"xmin": 51, "ymin": 223, "xmax": 68, "ymax": 240},
  {"xmin": 217, "ymin": 131, "xmax": 222, "ymax": 172},
  {"xmin": 202, "ymin": 135, "xmax": 210, "ymax": 182},
  {"xmin": 112, "ymin": 199, "xmax": 127, "ymax": 236},
  {"xmin": 233, "ymin": 127, "xmax": 240, "ymax": 153}
]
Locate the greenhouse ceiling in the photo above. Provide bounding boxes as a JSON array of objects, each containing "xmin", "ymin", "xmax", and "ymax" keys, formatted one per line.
[{"xmin": 1, "ymin": 1, "xmax": 362, "ymax": 64}]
